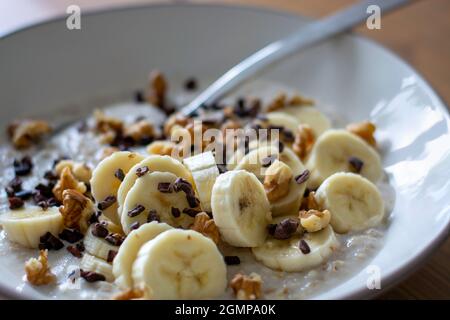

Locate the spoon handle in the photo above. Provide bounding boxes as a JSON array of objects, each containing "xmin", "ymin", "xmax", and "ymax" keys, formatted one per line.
[{"xmin": 181, "ymin": 0, "xmax": 410, "ymax": 116}]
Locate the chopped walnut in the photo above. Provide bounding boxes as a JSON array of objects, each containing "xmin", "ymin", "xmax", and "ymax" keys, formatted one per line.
[
  {"xmin": 264, "ymin": 160, "xmax": 293, "ymax": 202},
  {"xmin": 300, "ymin": 191, "xmax": 321, "ymax": 211},
  {"xmin": 293, "ymin": 124, "xmax": 315, "ymax": 160},
  {"xmin": 52, "ymin": 167, "xmax": 87, "ymax": 202},
  {"xmin": 124, "ymin": 120, "xmax": 155, "ymax": 142},
  {"xmin": 220, "ymin": 120, "xmax": 242, "ymax": 136},
  {"xmin": 163, "ymin": 113, "xmax": 191, "ymax": 137},
  {"xmin": 266, "ymin": 93, "xmax": 286, "ymax": 112},
  {"xmin": 299, "ymin": 209, "xmax": 331, "ymax": 232},
  {"xmin": 288, "ymin": 94, "xmax": 314, "ymax": 107},
  {"xmin": 55, "ymin": 160, "xmax": 92, "ymax": 183},
  {"xmin": 7, "ymin": 119, "xmax": 52, "ymax": 149},
  {"xmin": 147, "ymin": 70, "xmax": 167, "ymax": 108},
  {"xmin": 59, "ymin": 189, "xmax": 94, "ymax": 232},
  {"xmin": 230, "ymin": 272, "xmax": 263, "ymax": 300},
  {"xmin": 147, "ymin": 140, "xmax": 176, "ymax": 156},
  {"xmin": 112, "ymin": 287, "xmax": 148, "ymax": 300},
  {"xmin": 25, "ymin": 250, "xmax": 56, "ymax": 286},
  {"xmin": 190, "ymin": 212, "xmax": 220, "ymax": 244},
  {"xmin": 94, "ymin": 110, "xmax": 123, "ymax": 134},
  {"xmin": 346, "ymin": 121, "xmax": 376, "ymax": 146}
]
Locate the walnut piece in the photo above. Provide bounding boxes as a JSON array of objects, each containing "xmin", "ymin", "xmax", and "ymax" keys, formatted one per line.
[
  {"xmin": 230, "ymin": 272, "xmax": 263, "ymax": 300},
  {"xmin": 100, "ymin": 146, "xmax": 119, "ymax": 160},
  {"xmin": 25, "ymin": 250, "xmax": 56, "ymax": 286},
  {"xmin": 7, "ymin": 119, "xmax": 52, "ymax": 149},
  {"xmin": 266, "ymin": 93, "xmax": 314, "ymax": 112},
  {"xmin": 266, "ymin": 93, "xmax": 286, "ymax": 112},
  {"xmin": 190, "ymin": 212, "xmax": 220, "ymax": 244},
  {"xmin": 264, "ymin": 160, "xmax": 293, "ymax": 202},
  {"xmin": 124, "ymin": 120, "xmax": 155, "ymax": 142},
  {"xmin": 288, "ymin": 94, "xmax": 314, "ymax": 107},
  {"xmin": 293, "ymin": 124, "xmax": 315, "ymax": 160},
  {"xmin": 94, "ymin": 110, "xmax": 123, "ymax": 134},
  {"xmin": 112, "ymin": 287, "xmax": 148, "ymax": 300},
  {"xmin": 55, "ymin": 160, "xmax": 92, "ymax": 183},
  {"xmin": 163, "ymin": 113, "xmax": 191, "ymax": 137},
  {"xmin": 346, "ymin": 121, "xmax": 376, "ymax": 146},
  {"xmin": 299, "ymin": 209, "xmax": 331, "ymax": 232},
  {"xmin": 59, "ymin": 189, "xmax": 94, "ymax": 232},
  {"xmin": 147, "ymin": 70, "xmax": 167, "ymax": 108},
  {"xmin": 300, "ymin": 191, "xmax": 321, "ymax": 211},
  {"xmin": 147, "ymin": 140, "xmax": 176, "ymax": 156},
  {"xmin": 53, "ymin": 167, "xmax": 87, "ymax": 202}
]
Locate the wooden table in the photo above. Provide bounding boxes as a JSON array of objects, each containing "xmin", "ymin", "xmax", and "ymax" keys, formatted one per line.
[{"xmin": 1, "ymin": 0, "xmax": 449, "ymax": 299}]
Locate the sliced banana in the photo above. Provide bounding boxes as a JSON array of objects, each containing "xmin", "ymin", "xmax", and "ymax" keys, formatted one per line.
[
  {"xmin": 183, "ymin": 151, "xmax": 220, "ymax": 212},
  {"xmin": 235, "ymin": 145, "xmax": 307, "ymax": 216},
  {"xmin": 0, "ymin": 206, "xmax": 63, "ymax": 249},
  {"xmin": 84, "ymin": 225, "xmax": 119, "ymax": 261},
  {"xmin": 252, "ymin": 225, "xmax": 339, "ymax": 272},
  {"xmin": 113, "ymin": 222, "xmax": 173, "ymax": 289},
  {"xmin": 132, "ymin": 229, "xmax": 227, "ymax": 299},
  {"xmin": 315, "ymin": 172, "xmax": 385, "ymax": 233},
  {"xmin": 281, "ymin": 106, "xmax": 331, "ymax": 137},
  {"xmin": 80, "ymin": 253, "xmax": 114, "ymax": 282},
  {"xmin": 117, "ymin": 155, "xmax": 193, "ymax": 217},
  {"xmin": 306, "ymin": 129, "xmax": 382, "ymax": 188},
  {"xmin": 90, "ymin": 151, "xmax": 145, "ymax": 224},
  {"xmin": 211, "ymin": 170, "xmax": 271, "ymax": 247},
  {"xmin": 266, "ymin": 111, "xmax": 300, "ymax": 134},
  {"xmin": 121, "ymin": 171, "xmax": 195, "ymax": 234}
]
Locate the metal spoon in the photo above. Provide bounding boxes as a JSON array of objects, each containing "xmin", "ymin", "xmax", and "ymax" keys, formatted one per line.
[{"xmin": 180, "ymin": 0, "xmax": 410, "ymax": 116}]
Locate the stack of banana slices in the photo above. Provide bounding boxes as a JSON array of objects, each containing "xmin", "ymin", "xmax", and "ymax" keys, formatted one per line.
[{"xmin": 0, "ymin": 100, "xmax": 387, "ymax": 300}]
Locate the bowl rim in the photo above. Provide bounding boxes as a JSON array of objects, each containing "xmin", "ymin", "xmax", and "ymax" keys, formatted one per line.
[{"xmin": 0, "ymin": 2, "xmax": 449, "ymax": 300}]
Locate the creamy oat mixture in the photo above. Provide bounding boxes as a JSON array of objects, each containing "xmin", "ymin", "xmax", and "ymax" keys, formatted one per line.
[{"xmin": 0, "ymin": 75, "xmax": 394, "ymax": 300}]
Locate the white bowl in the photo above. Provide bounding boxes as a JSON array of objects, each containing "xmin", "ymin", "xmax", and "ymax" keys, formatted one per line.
[{"xmin": 0, "ymin": 3, "xmax": 449, "ymax": 299}]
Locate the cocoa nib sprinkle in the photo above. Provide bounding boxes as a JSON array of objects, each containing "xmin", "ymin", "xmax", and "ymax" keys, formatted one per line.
[
  {"xmin": 67, "ymin": 245, "xmax": 83, "ymax": 258},
  {"xmin": 186, "ymin": 194, "xmax": 200, "ymax": 208},
  {"xmin": 299, "ymin": 239, "xmax": 311, "ymax": 254},
  {"xmin": 130, "ymin": 221, "xmax": 140, "ymax": 231},
  {"xmin": 348, "ymin": 156, "xmax": 364, "ymax": 173},
  {"xmin": 173, "ymin": 178, "xmax": 192, "ymax": 194},
  {"xmin": 128, "ymin": 204, "xmax": 145, "ymax": 217},
  {"xmin": 13, "ymin": 156, "xmax": 33, "ymax": 176},
  {"xmin": 105, "ymin": 233, "xmax": 125, "ymax": 246},
  {"xmin": 107, "ymin": 250, "xmax": 118, "ymax": 263},
  {"xmin": 39, "ymin": 232, "xmax": 64, "ymax": 250},
  {"xmin": 91, "ymin": 223, "xmax": 109, "ymax": 238},
  {"xmin": 5, "ymin": 177, "xmax": 23, "ymax": 197},
  {"xmin": 157, "ymin": 182, "xmax": 173, "ymax": 193},
  {"xmin": 171, "ymin": 207, "xmax": 181, "ymax": 218},
  {"xmin": 80, "ymin": 269, "xmax": 105, "ymax": 282},
  {"xmin": 8, "ymin": 196, "xmax": 24, "ymax": 210},
  {"xmin": 261, "ymin": 155, "xmax": 277, "ymax": 167},
  {"xmin": 97, "ymin": 195, "xmax": 116, "ymax": 211},
  {"xmin": 114, "ymin": 168, "xmax": 125, "ymax": 181},
  {"xmin": 224, "ymin": 256, "xmax": 241, "ymax": 265},
  {"xmin": 147, "ymin": 209, "xmax": 160, "ymax": 222},
  {"xmin": 184, "ymin": 77, "xmax": 198, "ymax": 91},
  {"xmin": 76, "ymin": 242, "xmax": 85, "ymax": 252},
  {"xmin": 217, "ymin": 164, "xmax": 228, "ymax": 174},
  {"xmin": 136, "ymin": 166, "xmax": 150, "ymax": 177},
  {"xmin": 59, "ymin": 229, "xmax": 83, "ymax": 243},
  {"xmin": 295, "ymin": 170, "xmax": 310, "ymax": 184},
  {"xmin": 272, "ymin": 218, "xmax": 299, "ymax": 240},
  {"xmin": 134, "ymin": 90, "xmax": 145, "ymax": 103},
  {"xmin": 15, "ymin": 190, "xmax": 33, "ymax": 200}
]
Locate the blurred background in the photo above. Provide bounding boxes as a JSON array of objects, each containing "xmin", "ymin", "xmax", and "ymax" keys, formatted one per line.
[{"xmin": 1, "ymin": 0, "xmax": 449, "ymax": 299}]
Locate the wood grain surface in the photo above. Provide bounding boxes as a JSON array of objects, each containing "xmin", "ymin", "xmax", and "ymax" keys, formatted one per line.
[{"xmin": 1, "ymin": 0, "xmax": 449, "ymax": 299}]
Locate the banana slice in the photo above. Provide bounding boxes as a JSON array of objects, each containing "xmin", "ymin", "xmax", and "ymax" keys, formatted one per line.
[
  {"xmin": 121, "ymin": 171, "xmax": 195, "ymax": 234},
  {"xmin": 315, "ymin": 172, "xmax": 385, "ymax": 233},
  {"xmin": 0, "ymin": 206, "xmax": 63, "ymax": 248},
  {"xmin": 211, "ymin": 170, "xmax": 271, "ymax": 247},
  {"xmin": 80, "ymin": 253, "xmax": 114, "ymax": 282},
  {"xmin": 132, "ymin": 229, "xmax": 227, "ymax": 299},
  {"xmin": 235, "ymin": 145, "xmax": 307, "ymax": 216},
  {"xmin": 252, "ymin": 225, "xmax": 339, "ymax": 272},
  {"xmin": 117, "ymin": 155, "xmax": 193, "ymax": 217},
  {"xmin": 84, "ymin": 225, "xmax": 119, "ymax": 261},
  {"xmin": 113, "ymin": 222, "xmax": 173, "ymax": 289},
  {"xmin": 90, "ymin": 151, "xmax": 145, "ymax": 224},
  {"xmin": 306, "ymin": 129, "xmax": 382, "ymax": 188},
  {"xmin": 183, "ymin": 151, "xmax": 220, "ymax": 212},
  {"xmin": 266, "ymin": 111, "xmax": 300, "ymax": 134},
  {"xmin": 281, "ymin": 106, "xmax": 331, "ymax": 137}
]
